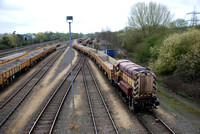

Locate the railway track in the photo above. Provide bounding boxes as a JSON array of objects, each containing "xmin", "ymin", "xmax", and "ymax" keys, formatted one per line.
[
  {"xmin": 135, "ymin": 110, "xmax": 175, "ymax": 134},
  {"xmin": 82, "ymin": 59, "xmax": 118, "ymax": 134},
  {"xmin": 27, "ymin": 55, "xmax": 119, "ymax": 134},
  {"xmin": 0, "ymin": 48, "xmax": 64, "ymax": 128},
  {"xmin": 0, "ymin": 41, "xmax": 59, "ymax": 58},
  {"xmin": 27, "ymin": 57, "xmax": 83, "ymax": 133}
]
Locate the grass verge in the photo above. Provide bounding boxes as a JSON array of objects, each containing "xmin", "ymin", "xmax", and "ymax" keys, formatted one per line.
[
  {"xmin": 157, "ymin": 75, "xmax": 200, "ymax": 103},
  {"xmin": 157, "ymin": 89, "xmax": 200, "ymax": 116},
  {"xmin": 177, "ymin": 92, "xmax": 200, "ymax": 103},
  {"xmin": 157, "ymin": 80, "xmax": 166, "ymax": 88}
]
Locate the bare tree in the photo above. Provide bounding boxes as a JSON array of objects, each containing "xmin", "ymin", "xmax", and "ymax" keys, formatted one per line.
[
  {"xmin": 170, "ymin": 18, "xmax": 188, "ymax": 28},
  {"xmin": 128, "ymin": 2, "xmax": 173, "ymax": 36},
  {"xmin": 97, "ymin": 28, "xmax": 120, "ymax": 49}
]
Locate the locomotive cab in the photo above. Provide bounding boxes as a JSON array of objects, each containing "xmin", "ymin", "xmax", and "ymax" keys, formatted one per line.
[{"xmin": 113, "ymin": 65, "xmax": 121, "ymax": 83}]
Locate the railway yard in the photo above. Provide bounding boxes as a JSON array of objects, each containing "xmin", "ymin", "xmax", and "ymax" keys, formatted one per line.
[{"xmin": 0, "ymin": 40, "xmax": 200, "ymax": 134}]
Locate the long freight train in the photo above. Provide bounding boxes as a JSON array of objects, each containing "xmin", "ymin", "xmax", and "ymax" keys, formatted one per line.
[
  {"xmin": 0, "ymin": 44, "xmax": 57, "ymax": 88},
  {"xmin": 73, "ymin": 40, "xmax": 159, "ymax": 111}
]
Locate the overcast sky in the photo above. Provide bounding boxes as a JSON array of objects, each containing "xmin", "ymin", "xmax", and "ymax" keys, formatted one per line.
[{"xmin": 0, "ymin": 0, "xmax": 199, "ymax": 34}]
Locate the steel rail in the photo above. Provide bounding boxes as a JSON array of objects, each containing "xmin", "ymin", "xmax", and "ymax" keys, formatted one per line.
[
  {"xmin": 134, "ymin": 110, "xmax": 176, "ymax": 134},
  {"xmin": 0, "ymin": 49, "xmax": 64, "ymax": 127},
  {"xmin": 81, "ymin": 61, "xmax": 98, "ymax": 134},
  {"xmin": 149, "ymin": 110, "xmax": 175, "ymax": 134},
  {"xmin": 134, "ymin": 112, "xmax": 154, "ymax": 134},
  {"xmin": 49, "ymin": 58, "xmax": 84, "ymax": 134},
  {"xmin": 28, "ymin": 59, "xmax": 83, "ymax": 134},
  {"xmin": 86, "ymin": 60, "xmax": 119, "ymax": 134},
  {"xmin": 0, "ymin": 49, "xmax": 64, "ymax": 109}
]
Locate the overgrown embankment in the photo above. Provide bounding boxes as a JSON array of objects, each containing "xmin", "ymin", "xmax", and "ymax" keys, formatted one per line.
[{"xmin": 148, "ymin": 29, "xmax": 200, "ymax": 100}]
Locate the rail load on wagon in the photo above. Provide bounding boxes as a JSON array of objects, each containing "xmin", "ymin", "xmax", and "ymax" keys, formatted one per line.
[
  {"xmin": 72, "ymin": 39, "xmax": 159, "ymax": 111},
  {"xmin": 89, "ymin": 48, "xmax": 115, "ymax": 80},
  {"xmin": 0, "ymin": 44, "xmax": 57, "ymax": 88},
  {"xmin": 0, "ymin": 51, "xmax": 28, "ymax": 65}
]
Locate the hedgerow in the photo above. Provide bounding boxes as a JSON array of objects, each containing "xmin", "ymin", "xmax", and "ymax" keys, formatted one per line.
[{"xmin": 149, "ymin": 28, "xmax": 200, "ymax": 81}]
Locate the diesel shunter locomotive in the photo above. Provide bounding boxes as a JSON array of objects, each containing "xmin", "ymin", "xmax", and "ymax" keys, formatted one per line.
[{"xmin": 113, "ymin": 60, "xmax": 159, "ymax": 111}]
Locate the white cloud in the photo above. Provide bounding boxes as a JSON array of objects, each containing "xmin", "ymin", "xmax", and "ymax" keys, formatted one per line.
[{"xmin": 0, "ymin": 0, "xmax": 199, "ymax": 34}]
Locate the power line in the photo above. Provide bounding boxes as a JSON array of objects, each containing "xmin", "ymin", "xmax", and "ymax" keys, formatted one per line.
[{"xmin": 186, "ymin": 7, "xmax": 200, "ymax": 26}]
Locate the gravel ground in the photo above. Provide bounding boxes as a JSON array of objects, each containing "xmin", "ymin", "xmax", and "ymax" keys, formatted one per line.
[
  {"xmin": 53, "ymin": 58, "xmax": 95, "ymax": 133},
  {"xmin": 21, "ymin": 47, "xmax": 77, "ymax": 133},
  {"xmin": 155, "ymin": 101, "xmax": 199, "ymax": 134}
]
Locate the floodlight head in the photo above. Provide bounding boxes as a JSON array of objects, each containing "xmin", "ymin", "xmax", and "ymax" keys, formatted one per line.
[{"xmin": 66, "ymin": 16, "xmax": 73, "ymax": 23}]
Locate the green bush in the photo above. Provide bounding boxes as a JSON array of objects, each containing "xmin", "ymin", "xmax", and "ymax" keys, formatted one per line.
[
  {"xmin": 0, "ymin": 44, "xmax": 8, "ymax": 49},
  {"xmin": 175, "ymin": 42, "xmax": 200, "ymax": 81},
  {"xmin": 135, "ymin": 36, "xmax": 161, "ymax": 63},
  {"xmin": 122, "ymin": 28, "xmax": 142, "ymax": 52},
  {"xmin": 150, "ymin": 28, "xmax": 200, "ymax": 81},
  {"xmin": 135, "ymin": 42, "xmax": 150, "ymax": 63}
]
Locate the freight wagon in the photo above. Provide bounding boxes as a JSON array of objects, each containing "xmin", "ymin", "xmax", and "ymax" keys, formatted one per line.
[
  {"xmin": 0, "ymin": 44, "xmax": 57, "ymax": 88},
  {"xmin": 73, "ymin": 40, "xmax": 159, "ymax": 111},
  {"xmin": 89, "ymin": 48, "xmax": 115, "ymax": 80},
  {"xmin": 0, "ymin": 52, "xmax": 28, "ymax": 65}
]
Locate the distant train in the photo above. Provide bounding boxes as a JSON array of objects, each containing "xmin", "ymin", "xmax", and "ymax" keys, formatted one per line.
[
  {"xmin": 73, "ymin": 40, "xmax": 159, "ymax": 111},
  {"xmin": 0, "ymin": 44, "xmax": 57, "ymax": 88},
  {"xmin": 79, "ymin": 38, "xmax": 93, "ymax": 46}
]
